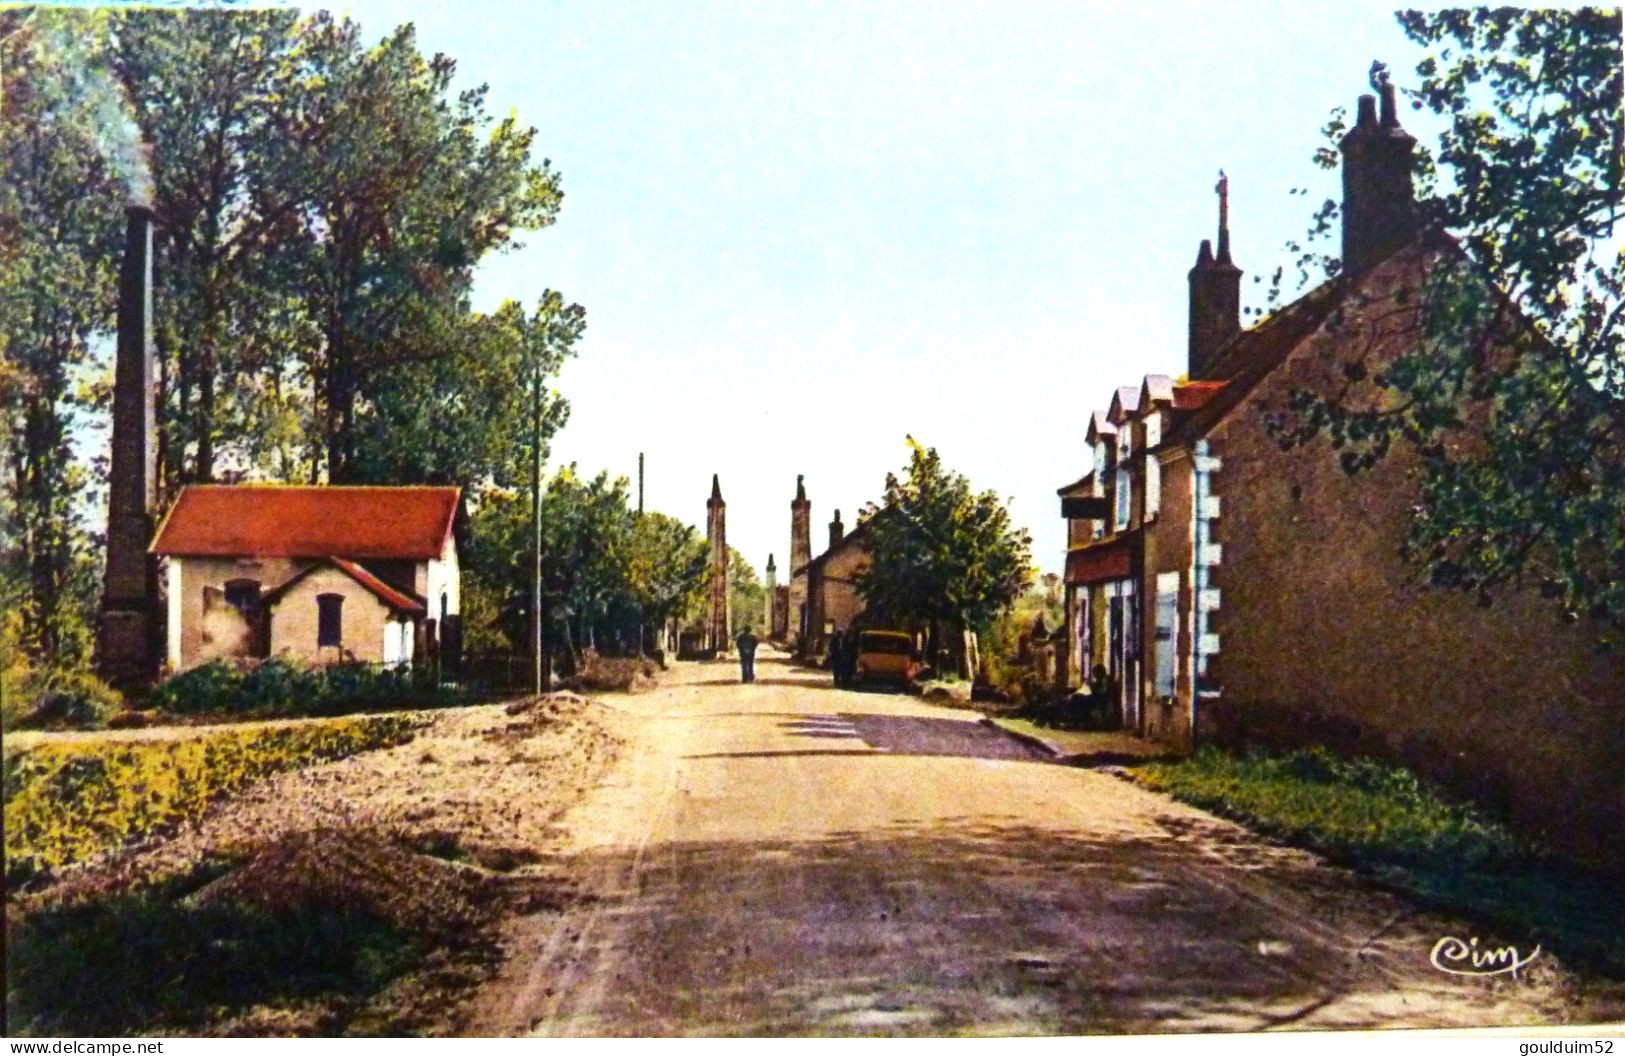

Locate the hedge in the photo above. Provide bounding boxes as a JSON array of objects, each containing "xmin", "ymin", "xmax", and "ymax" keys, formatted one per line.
[{"xmin": 3, "ymin": 715, "xmax": 417, "ymax": 887}]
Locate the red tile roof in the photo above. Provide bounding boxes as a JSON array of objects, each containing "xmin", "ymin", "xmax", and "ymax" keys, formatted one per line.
[
  {"xmin": 1064, "ymin": 531, "xmax": 1139, "ymax": 585},
  {"xmin": 1173, "ymin": 380, "xmax": 1227, "ymax": 410},
  {"xmin": 261, "ymin": 556, "xmax": 427, "ymax": 615},
  {"xmin": 151, "ymin": 485, "xmax": 459, "ymax": 560}
]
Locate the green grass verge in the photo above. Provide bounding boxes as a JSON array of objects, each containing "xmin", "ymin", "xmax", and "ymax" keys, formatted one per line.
[
  {"xmin": 3, "ymin": 715, "xmax": 417, "ymax": 887},
  {"xmin": 1135, "ymin": 746, "xmax": 1625, "ymax": 976},
  {"xmin": 6, "ymin": 860, "xmax": 420, "ymax": 1036}
]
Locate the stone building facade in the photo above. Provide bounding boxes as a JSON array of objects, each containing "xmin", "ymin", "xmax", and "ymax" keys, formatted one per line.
[
  {"xmin": 151, "ymin": 485, "xmax": 462, "ymax": 672},
  {"xmin": 1053, "ymin": 79, "xmax": 1623, "ymax": 865}
]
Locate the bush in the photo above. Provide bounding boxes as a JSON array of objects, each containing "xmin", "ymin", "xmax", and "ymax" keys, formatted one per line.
[
  {"xmin": 4, "ymin": 668, "xmax": 124, "ymax": 732},
  {"xmin": 562, "ymin": 650, "xmax": 656, "ymax": 694},
  {"xmin": 6, "ymin": 860, "xmax": 418, "ymax": 1036},
  {"xmin": 148, "ymin": 658, "xmax": 461, "ymax": 720},
  {"xmin": 3, "ymin": 714, "xmax": 417, "ymax": 887}
]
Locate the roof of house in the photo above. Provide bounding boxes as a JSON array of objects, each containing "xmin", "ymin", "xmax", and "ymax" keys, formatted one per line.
[
  {"xmin": 796, "ymin": 507, "xmax": 892, "ymax": 576},
  {"xmin": 1056, "ymin": 470, "xmax": 1096, "ymax": 497},
  {"xmin": 1166, "ymin": 235, "xmax": 1448, "ymax": 447},
  {"xmin": 1172, "ymin": 380, "xmax": 1228, "ymax": 410},
  {"xmin": 1085, "ymin": 411, "xmax": 1117, "ymax": 445},
  {"xmin": 151, "ymin": 484, "xmax": 460, "ymax": 560},
  {"xmin": 1140, "ymin": 374, "xmax": 1176, "ymax": 406},
  {"xmin": 261, "ymin": 555, "xmax": 427, "ymax": 615},
  {"xmin": 1107, "ymin": 386, "xmax": 1141, "ymax": 424}
]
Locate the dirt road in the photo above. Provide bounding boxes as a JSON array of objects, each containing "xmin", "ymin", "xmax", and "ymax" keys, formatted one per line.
[{"xmin": 469, "ymin": 653, "xmax": 1603, "ymax": 1036}]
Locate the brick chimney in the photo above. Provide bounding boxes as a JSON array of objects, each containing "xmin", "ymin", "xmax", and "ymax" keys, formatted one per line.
[
  {"xmin": 1188, "ymin": 171, "xmax": 1241, "ymax": 380},
  {"xmin": 829, "ymin": 509, "xmax": 844, "ymax": 550},
  {"xmin": 706, "ymin": 474, "xmax": 728, "ymax": 649},
  {"xmin": 790, "ymin": 475, "xmax": 811, "ymax": 573},
  {"xmin": 97, "ymin": 204, "xmax": 162, "ymax": 688},
  {"xmin": 1340, "ymin": 81, "xmax": 1418, "ymax": 275}
]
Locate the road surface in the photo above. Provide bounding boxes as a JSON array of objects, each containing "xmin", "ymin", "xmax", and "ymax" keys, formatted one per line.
[{"xmin": 468, "ymin": 653, "xmax": 1600, "ymax": 1036}]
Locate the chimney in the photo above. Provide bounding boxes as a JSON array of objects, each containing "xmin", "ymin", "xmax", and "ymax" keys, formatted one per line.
[
  {"xmin": 829, "ymin": 509, "xmax": 844, "ymax": 550},
  {"xmin": 97, "ymin": 204, "xmax": 161, "ymax": 687},
  {"xmin": 790, "ymin": 474, "xmax": 811, "ymax": 573},
  {"xmin": 1340, "ymin": 81, "xmax": 1418, "ymax": 274},
  {"xmin": 1188, "ymin": 171, "xmax": 1242, "ymax": 380}
]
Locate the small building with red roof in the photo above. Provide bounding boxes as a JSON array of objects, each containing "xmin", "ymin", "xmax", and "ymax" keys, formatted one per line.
[{"xmin": 150, "ymin": 484, "xmax": 461, "ymax": 672}]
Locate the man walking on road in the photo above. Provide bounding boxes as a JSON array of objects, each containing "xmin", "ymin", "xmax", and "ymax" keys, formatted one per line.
[{"xmin": 735, "ymin": 629, "xmax": 759, "ymax": 683}]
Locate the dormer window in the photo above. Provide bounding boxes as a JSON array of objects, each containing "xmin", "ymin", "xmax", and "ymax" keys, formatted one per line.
[
  {"xmin": 1144, "ymin": 414, "xmax": 1162, "ymax": 520},
  {"xmin": 1115, "ymin": 429, "xmax": 1133, "ymax": 530}
]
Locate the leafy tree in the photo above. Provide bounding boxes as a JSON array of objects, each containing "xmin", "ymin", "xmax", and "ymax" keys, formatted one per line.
[
  {"xmin": 855, "ymin": 438, "xmax": 1032, "ymax": 675},
  {"xmin": 0, "ymin": 8, "xmax": 126, "ymax": 668},
  {"xmin": 627, "ymin": 512, "xmax": 708, "ymax": 640},
  {"xmin": 268, "ymin": 15, "xmax": 564, "ymax": 482},
  {"xmin": 108, "ymin": 8, "xmax": 304, "ymax": 486},
  {"xmin": 1269, "ymin": 9, "xmax": 1623, "ymax": 638},
  {"xmin": 726, "ymin": 547, "xmax": 764, "ymax": 634}
]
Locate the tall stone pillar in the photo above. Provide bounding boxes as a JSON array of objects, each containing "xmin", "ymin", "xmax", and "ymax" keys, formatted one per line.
[
  {"xmin": 97, "ymin": 204, "xmax": 161, "ymax": 689},
  {"xmin": 763, "ymin": 553, "xmax": 777, "ymax": 636},
  {"xmin": 788, "ymin": 475, "xmax": 811, "ymax": 649},
  {"xmin": 706, "ymin": 474, "xmax": 729, "ymax": 652}
]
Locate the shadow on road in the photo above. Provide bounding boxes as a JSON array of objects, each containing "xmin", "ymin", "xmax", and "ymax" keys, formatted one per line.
[
  {"xmin": 508, "ymin": 816, "xmax": 1546, "ymax": 1036},
  {"xmin": 686, "ymin": 713, "xmax": 1046, "ymax": 765}
]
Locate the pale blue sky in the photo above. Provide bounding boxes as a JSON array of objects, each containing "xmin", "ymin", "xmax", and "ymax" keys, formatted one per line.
[{"xmin": 339, "ymin": 0, "xmax": 1437, "ymax": 578}]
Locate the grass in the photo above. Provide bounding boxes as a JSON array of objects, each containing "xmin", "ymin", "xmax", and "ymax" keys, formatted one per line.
[
  {"xmin": 5, "ymin": 860, "xmax": 420, "ymax": 1036},
  {"xmin": 3, "ymin": 715, "xmax": 417, "ymax": 887},
  {"xmin": 1135, "ymin": 746, "xmax": 1625, "ymax": 976}
]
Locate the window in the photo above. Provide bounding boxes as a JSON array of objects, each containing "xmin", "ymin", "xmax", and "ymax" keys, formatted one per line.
[
  {"xmin": 1154, "ymin": 572, "xmax": 1179, "ymax": 698},
  {"xmin": 223, "ymin": 579, "xmax": 260, "ymax": 614},
  {"xmin": 317, "ymin": 593, "xmax": 343, "ymax": 648},
  {"xmin": 1115, "ymin": 428, "xmax": 1133, "ymax": 530},
  {"xmin": 1144, "ymin": 450, "xmax": 1161, "ymax": 520}
]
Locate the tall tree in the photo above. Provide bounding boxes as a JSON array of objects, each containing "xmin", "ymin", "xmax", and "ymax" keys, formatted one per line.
[
  {"xmin": 1269, "ymin": 9, "xmax": 1623, "ymax": 638},
  {"xmin": 855, "ymin": 438, "xmax": 1032, "ymax": 675},
  {"xmin": 269, "ymin": 15, "xmax": 564, "ymax": 482},
  {"xmin": 109, "ymin": 8, "xmax": 304, "ymax": 487},
  {"xmin": 0, "ymin": 9, "xmax": 126, "ymax": 667}
]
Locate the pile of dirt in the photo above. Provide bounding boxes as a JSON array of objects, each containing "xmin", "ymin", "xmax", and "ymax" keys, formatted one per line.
[{"xmin": 193, "ymin": 828, "xmax": 496, "ymax": 942}]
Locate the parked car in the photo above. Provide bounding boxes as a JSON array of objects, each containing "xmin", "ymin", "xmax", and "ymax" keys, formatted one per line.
[{"xmin": 852, "ymin": 630, "xmax": 918, "ymax": 687}]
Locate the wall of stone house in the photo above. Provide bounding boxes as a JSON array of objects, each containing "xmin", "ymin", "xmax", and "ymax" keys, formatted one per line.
[
  {"xmin": 1142, "ymin": 448, "xmax": 1196, "ymax": 752},
  {"xmin": 268, "ymin": 566, "xmax": 395, "ymax": 666},
  {"xmin": 1206, "ymin": 321, "xmax": 1624, "ymax": 867},
  {"xmin": 171, "ymin": 556, "xmax": 308, "ymax": 671},
  {"xmin": 820, "ymin": 545, "xmax": 870, "ymax": 632}
]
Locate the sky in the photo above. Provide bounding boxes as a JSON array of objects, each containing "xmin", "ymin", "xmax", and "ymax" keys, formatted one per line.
[{"xmin": 332, "ymin": 0, "xmax": 1443, "ymax": 579}]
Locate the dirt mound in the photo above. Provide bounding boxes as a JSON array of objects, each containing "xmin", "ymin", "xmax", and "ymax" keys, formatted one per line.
[{"xmin": 194, "ymin": 828, "xmax": 496, "ymax": 941}]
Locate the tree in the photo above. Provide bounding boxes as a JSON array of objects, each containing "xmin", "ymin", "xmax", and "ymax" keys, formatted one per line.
[
  {"xmin": 1269, "ymin": 9, "xmax": 1624, "ymax": 639},
  {"xmin": 0, "ymin": 9, "xmax": 126, "ymax": 669},
  {"xmin": 627, "ymin": 512, "xmax": 708, "ymax": 641},
  {"xmin": 726, "ymin": 547, "xmax": 764, "ymax": 634},
  {"xmin": 855, "ymin": 438, "xmax": 1032, "ymax": 676}
]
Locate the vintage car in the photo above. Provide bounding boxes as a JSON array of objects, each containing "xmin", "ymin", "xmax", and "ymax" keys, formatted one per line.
[{"xmin": 851, "ymin": 630, "xmax": 918, "ymax": 687}]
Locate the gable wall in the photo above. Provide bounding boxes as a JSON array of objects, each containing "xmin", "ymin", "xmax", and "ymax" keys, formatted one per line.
[{"xmin": 1205, "ymin": 265, "xmax": 1624, "ymax": 864}]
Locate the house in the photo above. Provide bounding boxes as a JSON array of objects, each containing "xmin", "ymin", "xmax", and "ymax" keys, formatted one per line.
[
  {"xmin": 150, "ymin": 484, "xmax": 462, "ymax": 672},
  {"xmin": 801, "ymin": 508, "xmax": 874, "ymax": 652},
  {"xmin": 1055, "ymin": 80, "xmax": 1622, "ymax": 863}
]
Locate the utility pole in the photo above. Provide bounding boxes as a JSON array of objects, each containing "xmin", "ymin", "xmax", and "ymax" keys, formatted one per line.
[{"xmin": 531, "ymin": 363, "xmax": 547, "ymax": 695}]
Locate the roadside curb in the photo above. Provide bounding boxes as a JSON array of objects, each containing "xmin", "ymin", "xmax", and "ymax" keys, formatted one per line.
[{"xmin": 977, "ymin": 717, "xmax": 1071, "ymax": 762}]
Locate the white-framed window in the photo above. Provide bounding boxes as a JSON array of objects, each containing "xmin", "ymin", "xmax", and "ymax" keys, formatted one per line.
[
  {"xmin": 1114, "ymin": 429, "xmax": 1132, "ymax": 530},
  {"xmin": 1145, "ymin": 450, "xmax": 1162, "ymax": 520},
  {"xmin": 1153, "ymin": 572, "xmax": 1179, "ymax": 698}
]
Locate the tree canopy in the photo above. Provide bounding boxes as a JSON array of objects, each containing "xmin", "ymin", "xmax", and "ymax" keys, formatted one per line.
[
  {"xmin": 855, "ymin": 438, "xmax": 1032, "ymax": 642},
  {"xmin": 1269, "ymin": 8, "xmax": 1623, "ymax": 639}
]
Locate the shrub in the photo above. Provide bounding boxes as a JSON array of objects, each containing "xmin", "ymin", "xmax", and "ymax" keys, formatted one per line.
[
  {"xmin": 3, "ymin": 714, "xmax": 416, "ymax": 887},
  {"xmin": 148, "ymin": 658, "xmax": 460, "ymax": 720},
  {"xmin": 4, "ymin": 668, "xmax": 124, "ymax": 731},
  {"xmin": 563, "ymin": 650, "xmax": 655, "ymax": 694},
  {"xmin": 6, "ymin": 859, "xmax": 418, "ymax": 1036}
]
